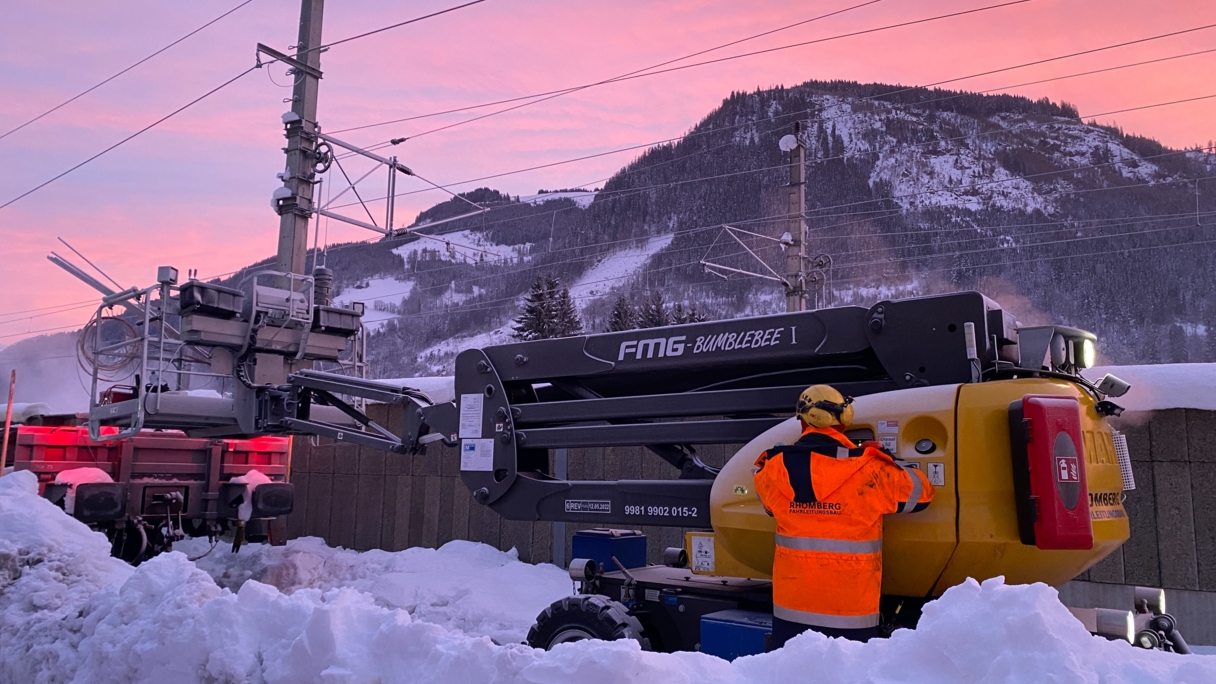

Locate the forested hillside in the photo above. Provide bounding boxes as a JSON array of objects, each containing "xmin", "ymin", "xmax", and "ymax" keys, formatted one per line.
[{"xmin": 265, "ymin": 78, "xmax": 1216, "ymax": 377}]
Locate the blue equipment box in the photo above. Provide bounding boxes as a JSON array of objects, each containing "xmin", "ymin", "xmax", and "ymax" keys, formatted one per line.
[
  {"xmin": 700, "ymin": 609, "xmax": 772, "ymax": 660},
  {"xmin": 571, "ymin": 528, "xmax": 647, "ymax": 571}
]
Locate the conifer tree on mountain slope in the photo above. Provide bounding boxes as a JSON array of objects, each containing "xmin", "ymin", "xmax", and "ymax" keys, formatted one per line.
[
  {"xmin": 607, "ymin": 295, "xmax": 638, "ymax": 332},
  {"xmin": 513, "ymin": 274, "xmax": 583, "ymax": 340},
  {"xmin": 551, "ymin": 278, "xmax": 584, "ymax": 338},
  {"xmin": 639, "ymin": 291, "xmax": 670, "ymax": 329},
  {"xmin": 512, "ymin": 276, "xmax": 553, "ymax": 341}
]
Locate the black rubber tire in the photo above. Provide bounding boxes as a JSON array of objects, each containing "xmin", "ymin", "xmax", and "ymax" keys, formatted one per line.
[{"xmin": 526, "ymin": 595, "xmax": 651, "ymax": 650}]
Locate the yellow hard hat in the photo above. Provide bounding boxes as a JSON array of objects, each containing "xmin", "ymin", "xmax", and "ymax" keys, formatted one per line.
[{"xmin": 796, "ymin": 384, "xmax": 854, "ymax": 428}]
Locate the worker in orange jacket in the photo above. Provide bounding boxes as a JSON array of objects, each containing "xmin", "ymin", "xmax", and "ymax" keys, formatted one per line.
[{"xmin": 753, "ymin": 384, "xmax": 935, "ymax": 647}]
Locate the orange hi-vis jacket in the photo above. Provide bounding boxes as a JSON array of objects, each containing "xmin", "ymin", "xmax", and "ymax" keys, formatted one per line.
[{"xmin": 753, "ymin": 425, "xmax": 935, "ymax": 630}]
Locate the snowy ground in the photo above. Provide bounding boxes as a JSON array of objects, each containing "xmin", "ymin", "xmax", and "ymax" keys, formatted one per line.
[
  {"xmin": 333, "ymin": 277, "xmax": 414, "ymax": 332},
  {"xmin": 2, "ymin": 470, "xmax": 1212, "ymax": 684},
  {"xmin": 568, "ymin": 233, "xmax": 675, "ymax": 309},
  {"xmin": 393, "ymin": 230, "xmax": 529, "ymax": 265},
  {"xmin": 518, "ymin": 191, "xmax": 598, "ymax": 209}
]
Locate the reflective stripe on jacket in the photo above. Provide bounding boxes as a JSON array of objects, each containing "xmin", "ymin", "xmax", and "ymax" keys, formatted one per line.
[{"xmin": 752, "ymin": 425, "xmax": 935, "ymax": 629}]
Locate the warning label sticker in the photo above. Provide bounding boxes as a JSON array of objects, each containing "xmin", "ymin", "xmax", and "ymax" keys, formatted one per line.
[
  {"xmin": 927, "ymin": 462, "xmax": 945, "ymax": 486},
  {"xmin": 459, "ymin": 439, "xmax": 494, "ymax": 472},
  {"xmin": 459, "ymin": 393, "xmax": 484, "ymax": 439},
  {"xmin": 691, "ymin": 535, "xmax": 715, "ymax": 573}
]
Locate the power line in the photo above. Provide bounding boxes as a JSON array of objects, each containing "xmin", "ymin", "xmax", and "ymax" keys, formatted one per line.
[
  {"xmin": 304, "ymin": 0, "xmax": 488, "ymax": 53},
  {"xmin": 333, "ymin": 38, "xmax": 1216, "ymax": 215},
  {"xmin": 327, "ymin": 0, "xmax": 888, "ymax": 137},
  {"xmin": 829, "ymin": 233, "xmax": 1216, "ymax": 287},
  {"xmin": 0, "ymin": 0, "xmax": 255, "ymax": 142},
  {"xmin": 357, "ymin": 0, "xmax": 915, "ymax": 144},
  {"xmin": 0, "ymin": 66, "xmax": 258, "ymax": 211},
  {"xmin": 0, "ymin": 297, "xmax": 100, "ymax": 320},
  {"xmin": 346, "ymin": 5, "xmax": 1216, "ymax": 149},
  {"xmin": 8, "ymin": 205, "xmax": 1211, "ymax": 345},
  {"xmin": 381, "ymin": 223, "xmax": 1216, "ymax": 324},
  {"xmin": 338, "ymin": 0, "xmax": 1029, "ymax": 143},
  {"xmin": 0, "ymin": 323, "xmax": 82, "ymax": 341},
  {"xmin": 2, "ymin": 0, "xmax": 492, "ymax": 212},
  {"xmin": 16, "ymin": 20, "xmax": 1216, "ymax": 318},
  {"xmin": 318, "ymin": 123, "xmax": 1216, "ymax": 279},
  {"xmin": 340, "ymin": 197, "xmax": 1216, "ymax": 318}
]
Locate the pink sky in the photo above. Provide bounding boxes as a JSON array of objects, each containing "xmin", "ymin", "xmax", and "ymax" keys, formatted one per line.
[{"xmin": 2, "ymin": 0, "xmax": 1214, "ymax": 346}]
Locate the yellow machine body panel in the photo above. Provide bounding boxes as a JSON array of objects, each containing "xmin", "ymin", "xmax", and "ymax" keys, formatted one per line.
[
  {"xmin": 932, "ymin": 378, "xmax": 1129, "ymax": 593},
  {"xmin": 704, "ymin": 378, "xmax": 1129, "ymax": 597}
]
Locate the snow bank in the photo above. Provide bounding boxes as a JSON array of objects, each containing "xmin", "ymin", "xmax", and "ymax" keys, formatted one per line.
[
  {"xmin": 178, "ymin": 535, "xmax": 571, "ymax": 644},
  {"xmin": 1087, "ymin": 364, "xmax": 1216, "ymax": 412},
  {"xmin": 3, "ymin": 469, "xmax": 1212, "ymax": 683}
]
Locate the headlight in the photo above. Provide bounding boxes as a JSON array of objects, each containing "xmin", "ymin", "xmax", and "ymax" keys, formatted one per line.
[{"xmin": 1073, "ymin": 338, "xmax": 1095, "ymax": 369}]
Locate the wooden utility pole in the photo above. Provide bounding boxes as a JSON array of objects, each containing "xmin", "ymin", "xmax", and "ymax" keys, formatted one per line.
[
  {"xmin": 274, "ymin": 0, "xmax": 325, "ymax": 277},
  {"xmin": 783, "ymin": 123, "xmax": 807, "ymax": 312},
  {"xmin": 1, "ymin": 370, "xmax": 15, "ymax": 476}
]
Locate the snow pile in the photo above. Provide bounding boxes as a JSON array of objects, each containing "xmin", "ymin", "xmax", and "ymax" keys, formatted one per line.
[
  {"xmin": 226, "ymin": 469, "xmax": 272, "ymax": 522},
  {"xmin": 178, "ymin": 535, "xmax": 571, "ymax": 644},
  {"xmin": 4, "ymin": 469, "xmax": 1213, "ymax": 683},
  {"xmin": 1086, "ymin": 364, "xmax": 1216, "ymax": 412},
  {"xmin": 53, "ymin": 466, "xmax": 114, "ymax": 514}
]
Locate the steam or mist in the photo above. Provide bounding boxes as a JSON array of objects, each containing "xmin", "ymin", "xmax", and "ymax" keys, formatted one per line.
[
  {"xmin": 0, "ymin": 331, "xmax": 92, "ymax": 415},
  {"xmin": 975, "ymin": 276, "xmax": 1053, "ymax": 327}
]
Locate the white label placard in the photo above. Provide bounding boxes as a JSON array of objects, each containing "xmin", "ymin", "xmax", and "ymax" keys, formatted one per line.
[
  {"xmin": 460, "ymin": 438, "xmax": 495, "ymax": 472},
  {"xmin": 880, "ymin": 434, "xmax": 898, "ymax": 455},
  {"xmin": 691, "ymin": 535, "xmax": 715, "ymax": 573},
  {"xmin": 927, "ymin": 462, "xmax": 946, "ymax": 486},
  {"xmin": 459, "ymin": 393, "xmax": 484, "ymax": 439},
  {"xmin": 877, "ymin": 420, "xmax": 899, "ymax": 434}
]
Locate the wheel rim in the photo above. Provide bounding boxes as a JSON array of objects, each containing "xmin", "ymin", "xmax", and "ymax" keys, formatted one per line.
[{"xmin": 549, "ymin": 627, "xmax": 596, "ymax": 646}]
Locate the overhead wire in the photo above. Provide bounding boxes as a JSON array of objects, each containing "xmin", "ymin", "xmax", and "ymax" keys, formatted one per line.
[
  {"xmin": 343, "ymin": 8, "xmax": 1216, "ymax": 150},
  {"xmin": 329, "ymin": 35, "xmax": 1216, "ymax": 215},
  {"xmin": 336, "ymin": 190, "xmax": 1216, "ymax": 315},
  {"xmin": 0, "ymin": 0, "xmax": 255, "ymax": 142},
  {"xmin": 13, "ymin": 7, "xmax": 1216, "ymax": 328},
  {"xmin": 2, "ymin": 0, "xmax": 491, "ymax": 212},
  {"xmin": 381, "ymin": 221, "xmax": 1216, "ymax": 322},
  {"xmin": 0, "ymin": 66, "xmax": 259, "ymax": 211},
  {"xmin": 327, "ymin": 0, "xmax": 889, "ymax": 137},
  {"xmin": 341, "ymin": 0, "xmax": 1031, "ymax": 145}
]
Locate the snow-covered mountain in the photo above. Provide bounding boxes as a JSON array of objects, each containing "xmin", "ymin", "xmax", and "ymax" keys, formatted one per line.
[{"xmin": 239, "ymin": 79, "xmax": 1216, "ymax": 377}]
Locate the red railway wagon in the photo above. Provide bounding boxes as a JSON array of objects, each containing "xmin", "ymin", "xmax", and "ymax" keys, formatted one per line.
[{"xmin": 14, "ymin": 425, "xmax": 293, "ymax": 563}]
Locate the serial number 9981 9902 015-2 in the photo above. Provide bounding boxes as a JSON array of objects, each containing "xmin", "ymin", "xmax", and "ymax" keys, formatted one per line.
[{"xmin": 623, "ymin": 505, "xmax": 698, "ymax": 518}]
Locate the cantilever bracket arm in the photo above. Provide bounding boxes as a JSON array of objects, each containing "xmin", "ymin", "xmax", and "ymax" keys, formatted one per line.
[{"xmin": 256, "ymin": 43, "xmax": 323, "ymax": 79}]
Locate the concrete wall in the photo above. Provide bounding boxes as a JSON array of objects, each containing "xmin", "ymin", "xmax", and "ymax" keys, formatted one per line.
[
  {"xmin": 285, "ymin": 402, "xmax": 737, "ymax": 566},
  {"xmin": 1059, "ymin": 408, "xmax": 1216, "ymax": 645},
  {"xmin": 286, "ymin": 405, "xmax": 1216, "ymax": 643}
]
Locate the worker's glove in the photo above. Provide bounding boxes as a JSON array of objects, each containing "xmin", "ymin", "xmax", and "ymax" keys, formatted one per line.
[{"xmin": 860, "ymin": 440, "xmax": 894, "ymax": 457}]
